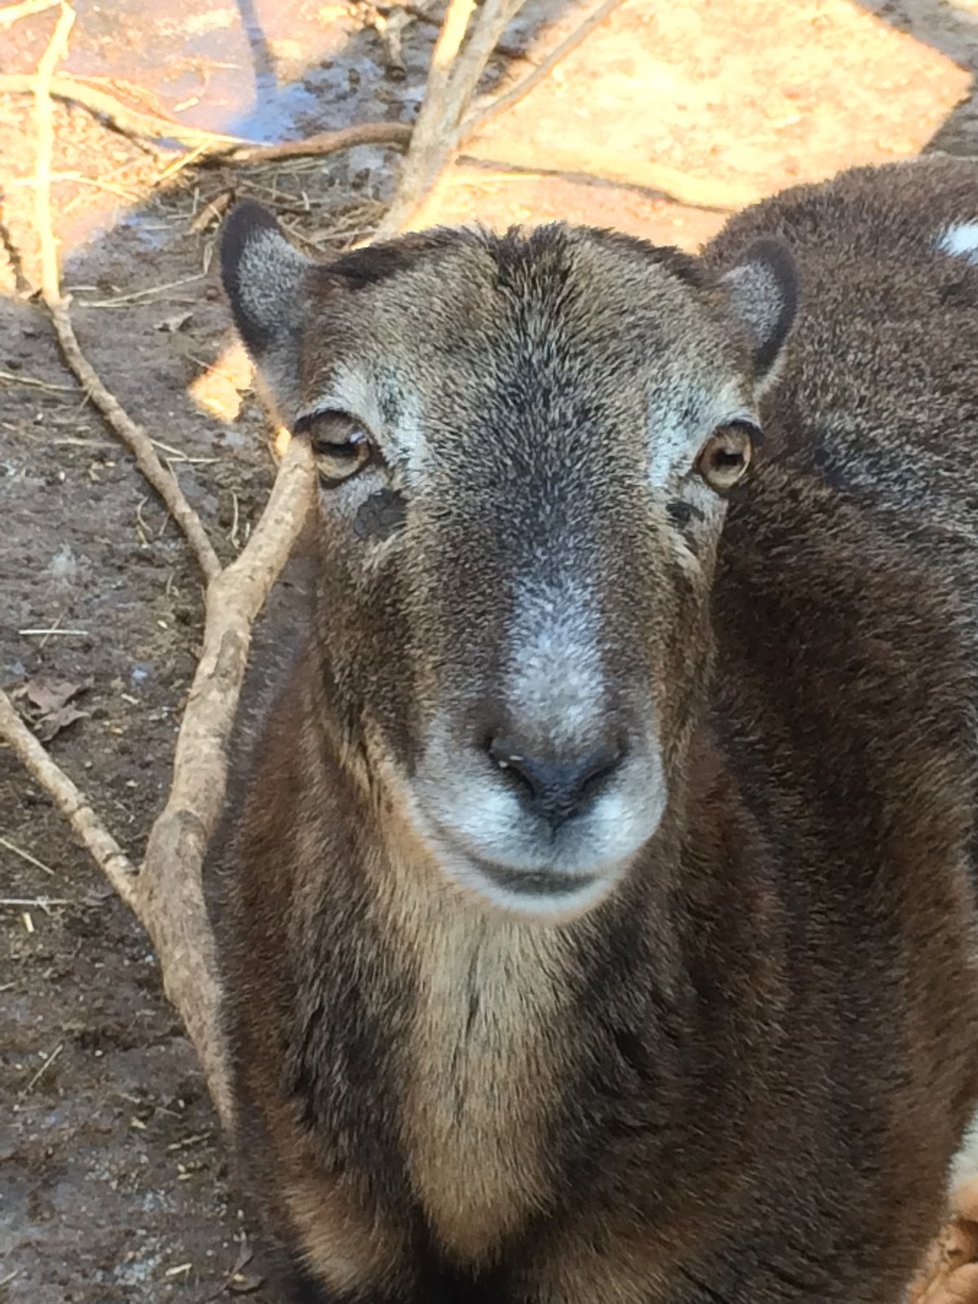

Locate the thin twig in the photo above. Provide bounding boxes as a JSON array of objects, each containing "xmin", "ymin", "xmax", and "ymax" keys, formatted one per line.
[
  {"xmin": 0, "ymin": 691, "xmax": 139, "ymax": 908},
  {"xmin": 217, "ymin": 121, "xmax": 413, "ymax": 166},
  {"xmin": 43, "ymin": 307, "xmax": 221, "ymax": 578},
  {"xmin": 32, "ymin": 2, "xmax": 75, "ymax": 304},
  {"xmin": 463, "ymin": 0, "xmax": 624, "ymax": 136},
  {"xmin": 0, "ymin": 71, "xmax": 252, "ymax": 149},
  {"xmin": 0, "ymin": 833, "xmax": 57, "ymax": 877},
  {"xmin": 29, "ymin": 4, "xmax": 221, "ymax": 581},
  {"xmin": 76, "ymin": 272, "xmax": 206, "ymax": 307},
  {"xmin": 20, "ymin": 1042, "xmax": 64, "ymax": 1096},
  {"xmin": 376, "ymin": 0, "xmax": 526, "ymax": 236},
  {"xmin": 17, "ymin": 626, "xmax": 89, "ymax": 635},
  {"xmin": 0, "ymin": 897, "xmax": 71, "ymax": 908},
  {"xmin": 0, "ymin": 72, "xmax": 412, "ymax": 171},
  {"xmin": 0, "ymin": 367, "xmax": 75, "ymax": 392}
]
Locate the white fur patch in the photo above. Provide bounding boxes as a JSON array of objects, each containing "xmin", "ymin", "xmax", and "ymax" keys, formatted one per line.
[
  {"xmin": 936, "ymin": 222, "xmax": 978, "ymax": 264},
  {"xmin": 299, "ymin": 361, "xmax": 382, "ymax": 435},
  {"xmin": 648, "ymin": 414, "xmax": 694, "ymax": 490},
  {"xmin": 505, "ymin": 580, "xmax": 604, "ymax": 746},
  {"xmin": 301, "ymin": 366, "xmax": 428, "ymax": 482},
  {"xmin": 648, "ymin": 379, "xmax": 756, "ymax": 489}
]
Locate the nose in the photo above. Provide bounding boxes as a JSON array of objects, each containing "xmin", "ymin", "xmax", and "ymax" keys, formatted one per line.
[{"xmin": 487, "ymin": 734, "xmax": 624, "ymax": 829}]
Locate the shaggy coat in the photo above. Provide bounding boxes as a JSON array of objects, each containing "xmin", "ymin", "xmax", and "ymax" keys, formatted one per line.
[{"xmin": 210, "ymin": 157, "xmax": 978, "ymax": 1303}]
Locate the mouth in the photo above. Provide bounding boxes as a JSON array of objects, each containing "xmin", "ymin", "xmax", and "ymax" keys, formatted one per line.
[
  {"xmin": 403, "ymin": 739, "xmax": 669, "ymax": 917},
  {"xmin": 474, "ymin": 858, "xmax": 600, "ymax": 899},
  {"xmin": 415, "ymin": 806, "xmax": 637, "ymax": 917},
  {"xmin": 442, "ymin": 846, "xmax": 616, "ymax": 918}
]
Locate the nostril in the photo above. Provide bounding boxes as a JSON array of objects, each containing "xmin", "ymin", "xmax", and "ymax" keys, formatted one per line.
[
  {"xmin": 486, "ymin": 734, "xmax": 624, "ymax": 827},
  {"xmin": 487, "ymin": 736, "xmax": 538, "ymax": 797},
  {"xmin": 576, "ymin": 744, "xmax": 623, "ymax": 797}
]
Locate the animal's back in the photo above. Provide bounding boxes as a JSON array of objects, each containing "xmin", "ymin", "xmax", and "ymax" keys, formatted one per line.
[{"xmin": 708, "ymin": 156, "xmax": 978, "ymax": 605}]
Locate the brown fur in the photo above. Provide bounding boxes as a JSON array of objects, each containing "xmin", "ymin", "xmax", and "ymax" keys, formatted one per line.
[{"xmin": 210, "ymin": 157, "xmax": 978, "ymax": 1302}]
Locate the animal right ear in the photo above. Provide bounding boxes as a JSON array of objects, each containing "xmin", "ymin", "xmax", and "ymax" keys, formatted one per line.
[
  {"xmin": 718, "ymin": 238, "xmax": 799, "ymax": 388},
  {"xmin": 220, "ymin": 201, "xmax": 314, "ymax": 416}
]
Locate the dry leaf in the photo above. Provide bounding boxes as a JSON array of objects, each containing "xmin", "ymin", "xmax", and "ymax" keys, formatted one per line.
[
  {"xmin": 12, "ymin": 674, "xmax": 92, "ymax": 741},
  {"xmin": 33, "ymin": 703, "xmax": 88, "ymax": 742}
]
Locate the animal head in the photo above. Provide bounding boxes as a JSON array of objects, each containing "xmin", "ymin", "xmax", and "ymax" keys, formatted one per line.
[{"xmin": 222, "ymin": 204, "xmax": 797, "ymax": 920}]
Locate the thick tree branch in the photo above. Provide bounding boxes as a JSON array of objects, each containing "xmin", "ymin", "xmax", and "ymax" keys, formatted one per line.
[{"xmin": 139, "ymin": 435, "xmax": 315, "ymax": 1127}]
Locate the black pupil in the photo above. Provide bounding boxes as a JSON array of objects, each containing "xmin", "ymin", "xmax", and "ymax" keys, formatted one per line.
[
  {"xmin": 315, "ymin": 432, "xmax": 363, "ymax": 459},
  {"xmin": 319, "ymin": 439, "xmax": 360, "ymax": 459},
  {"xmin": 714, "ymin": 447, "xmax": 743, "ymax": 468}
]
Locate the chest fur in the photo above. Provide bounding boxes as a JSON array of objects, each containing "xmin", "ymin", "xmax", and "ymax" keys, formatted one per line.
[{"xmin": 392, "ymin": 894, "xmax": 570, "ymax": 1263}]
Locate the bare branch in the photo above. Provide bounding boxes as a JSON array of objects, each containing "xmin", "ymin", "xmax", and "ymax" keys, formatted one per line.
[
  {"xmin": 0, "ymin": 73, "xmax": 412, "ymax": 169},
  {"xmin": 28, "ymin": 6, "xmax": 222, "ymax": 582},
  {"xmin": 139, "ymin": 436, "xmax": 315, "ymax": 1127},
  {"xmin": 221, "ymin": 121, "xmax": 413, "ymax": 166},
  {"xmin": 32, "ymin": 2, "xmax": 75, "ymax": 303},
  {"xmin": 375, "ymin": 0, "xmax": 527, "ymax": 237},
  {"xmin": 42, "ymin": 302, "xmax": 223, "ymax": 580},
  {"xmin": 462, "ymin": 0, "xmax": 624, "ymax": 137},
  {"xmin": 1, "ymin": 71, "xmax": 253, "ymax": 149},
  {"xmin": 0, "ymin": 690, "xmax": 139, "ymax": 910}
]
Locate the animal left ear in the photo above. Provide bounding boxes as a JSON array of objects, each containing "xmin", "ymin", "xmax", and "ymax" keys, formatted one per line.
[
  {"xmin": 220, "ymin": 200, "xmax": 317, "ymax": 419},
  {"xmin": 719, "ymin": 238, "xmax": 799, "ymax": 386}
]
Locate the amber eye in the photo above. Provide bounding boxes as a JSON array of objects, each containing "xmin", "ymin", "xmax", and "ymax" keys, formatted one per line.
[
  {"xmin": 294, "ymin": 410, "xmax": 374, "ymax": 485},
  {"xmin": 694, "ymin": 422, "xmax": 756, "ymax": 493}
]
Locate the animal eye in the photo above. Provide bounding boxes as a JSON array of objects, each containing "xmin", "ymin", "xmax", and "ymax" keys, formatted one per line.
[
  {"xmin": 694, "ymin": 422, "xmax": 756, "ymax": 493},
  {"xmin": 295, "ymin": 410, "xmax": 373, "ymax": 486}
]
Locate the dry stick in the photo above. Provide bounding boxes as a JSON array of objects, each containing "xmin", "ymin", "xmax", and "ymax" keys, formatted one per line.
[
  {"xmin": 0, "ymin": 72, "xmax": 253, "ymax": 149},
  {"xmin": 0, "ymin": 692, "xmax": 138, "ymax": 907},
  {"xmin": 31, "ymin": 3, "xmax": 75, "ymax": 302},
  {"xmin": 220, "ymin": 120, "xmax": 413, "ymax": 166},
  {"xmin": 0, "ymin": 73, "xmax": 411, "ymax": 167},
  {"xmin": 462, "ymin": 0, "xmax": 623, "ymax": 136},
  {"xmin": 460, "ymin": 142, "xmax": 761, "ymax": 211},
  {"xmin": 373, "ymin": 0, "xmax": 475, "ymax": 238},
  {"xmin": 0, "ymin": 0, "xmax": 57, "ymax": 27},
  {"xmin": 375, "ymin": 0, "xmax": 527, "ymax": 237},
  {"xmin": 44, "ymin": 307, "xmax": 222, "ymax": 579},
  {"xmin": 139, "ymin": 436, "xmax": 314, "ymax": 1127},
  {"xmin": 29, "ymin": 9, "xmax": 221, "ymax": 581}
]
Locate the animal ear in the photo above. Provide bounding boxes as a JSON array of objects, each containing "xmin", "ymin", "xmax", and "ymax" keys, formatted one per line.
[
  {"xmin": 220, "ymin": 200, "xmax": 315, "ymax": 415},
  {"xmin": 718, "ymin": 237, "xmax": 799, "ymax": 385}
]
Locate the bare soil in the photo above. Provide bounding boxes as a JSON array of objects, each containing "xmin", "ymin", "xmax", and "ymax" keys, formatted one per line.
[{"xmin": 3, "ymin": 0, "xmax": 978, "ymax": 1299}]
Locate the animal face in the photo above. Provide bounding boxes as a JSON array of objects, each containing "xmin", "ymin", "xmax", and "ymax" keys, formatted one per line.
[{"xmin": 222, "ymin": 207, "xmax": 797, "ymax": 919}]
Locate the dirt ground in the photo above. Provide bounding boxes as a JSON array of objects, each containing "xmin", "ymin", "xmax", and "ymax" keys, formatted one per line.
[{"xmin": 3, "ymin": 0, "xmax": 978, "ymax": 1299}]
